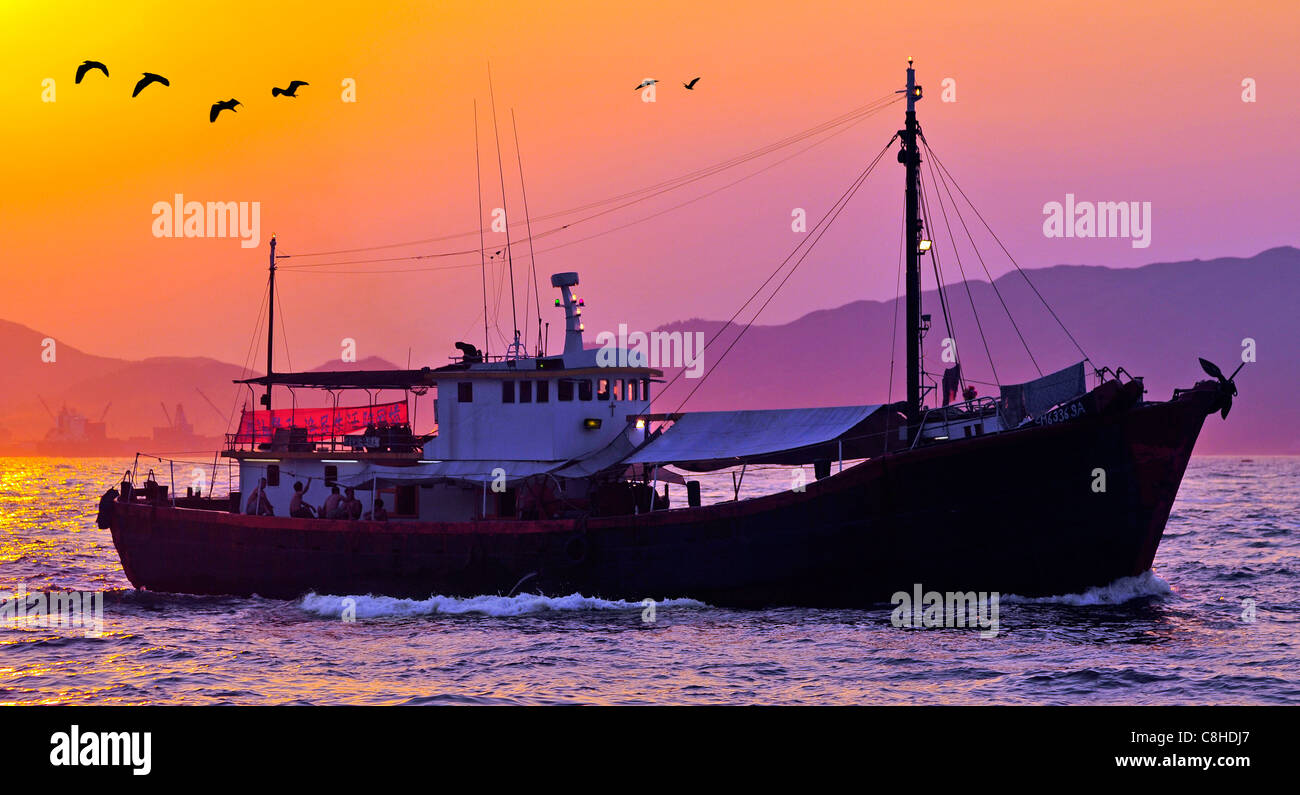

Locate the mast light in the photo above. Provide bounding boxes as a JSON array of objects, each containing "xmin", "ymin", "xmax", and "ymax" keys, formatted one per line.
[{"xmin": 918, "ymin": 239, "xmax": 932, "ymax": 253}]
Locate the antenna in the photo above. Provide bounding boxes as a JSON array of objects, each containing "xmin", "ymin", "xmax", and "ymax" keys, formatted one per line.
[
  {"xmin": 511, "ymin": 108, "xmax": 543, "ymax": 360},
  {"xmin": 488, "ymin": 63, "xmax": 521, "ymax": 357},
  {"xmin": 474, "ymin": 100, "xmax": 490, "ymax": 359}
]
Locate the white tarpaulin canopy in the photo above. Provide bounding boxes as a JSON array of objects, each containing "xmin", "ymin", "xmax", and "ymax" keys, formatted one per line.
[
  {"xmin": 999, "ymin": 361, "xmax": 1087, "ymax": 426},
  {"xmin": 624, "ymin": 405, "xmax": 885, "ymax": 468}
]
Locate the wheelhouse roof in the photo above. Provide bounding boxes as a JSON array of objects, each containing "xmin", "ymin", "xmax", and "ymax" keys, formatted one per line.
[
  {"xmin": 236, "ymin": 369, "xmax": 437, "ymax": 390},
  {"xmin": 236, "ymin": 365, "xmax": 663, "ymax": 390}
]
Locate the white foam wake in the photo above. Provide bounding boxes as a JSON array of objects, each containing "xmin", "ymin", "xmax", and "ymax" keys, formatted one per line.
[
  {"xmin": 298, "ymin": 591, "xmax": 707, "ymax": 619},
  {"xmin": 1002, "ymin": 571, "xmax": 1174, "ymax": 606}
]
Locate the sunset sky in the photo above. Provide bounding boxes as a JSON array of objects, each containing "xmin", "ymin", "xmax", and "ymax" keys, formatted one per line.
[{"xmin": 2, "ymin": 0, "xmax": 1296, "ymax": 371}]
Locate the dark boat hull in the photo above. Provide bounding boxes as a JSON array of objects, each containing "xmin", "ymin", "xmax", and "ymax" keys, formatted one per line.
[{"xmin": 109, "ymin": 386, "xmax": 1215, "ymax": 607}]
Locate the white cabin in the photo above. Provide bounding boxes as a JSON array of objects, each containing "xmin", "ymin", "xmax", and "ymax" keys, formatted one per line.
[{"xmin": 226, "ymin": 271, "xmax": 662, "ymax": 521}]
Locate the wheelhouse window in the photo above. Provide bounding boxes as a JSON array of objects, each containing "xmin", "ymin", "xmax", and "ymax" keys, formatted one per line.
[
  {"xmin": 627, "ymin": 379, "xmax": 639, "ymax": 401},
  {"xmin": 612, "ymin": 379, "xmax": 623, "ymax": 400},
  {"xmin": 597, "ymin": 378, "xmax": 610, "ymax": 401},
  {"xmin": 519, "ymin": 381, "xmax": 532, "ymax": 403},
  {"xmin": 578, "ymin": 379, "xmax": 593, "ymax": 401},
  {"xmin": 457, "ymin": 382, "xmax": 473, "ymax": 402},
  {"xmin": 502, "ymin": 381, "xmax": 515, "ymax": 403},
  {"xmin": 558, "ymin": 379, "xmax": 574, "ymax": 401},
  {"xmin": 642, "ymin": 379, "xmax": 651, "ymax": 401},
  {"xmin": 536, "ymin": 380, "xmax": 549, "ymax": 402}
]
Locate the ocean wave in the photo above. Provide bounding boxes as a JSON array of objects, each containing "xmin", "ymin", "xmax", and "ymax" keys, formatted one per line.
[
  {"xmin": 1002, "ymin": 571, "xmax": 1174, "ymax": 606},
  {"xmin": 298, "ymin": 591, "xmax": 708, "ymax": 619}
]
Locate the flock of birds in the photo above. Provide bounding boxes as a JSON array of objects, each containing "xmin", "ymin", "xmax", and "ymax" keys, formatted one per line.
[
  {"xmin": 637, "ymin": 77, "xmax": 701, "ymax": 90},
  {"xmin": 75, "ymin": 59, "xmax": 699, "ymax": 122},
  {"xmin": 74, "ymin": 59, "xmax": 309, "ymax": 122}
]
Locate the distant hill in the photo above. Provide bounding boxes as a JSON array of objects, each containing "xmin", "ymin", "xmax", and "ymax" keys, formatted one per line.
[
  {"xmin": 2, "ymin": 248, "xmax": 1295, "ymax": 454},
  {"xmin": 648, "ymin": 247, "xmax": 1300, "ymax": 454}
]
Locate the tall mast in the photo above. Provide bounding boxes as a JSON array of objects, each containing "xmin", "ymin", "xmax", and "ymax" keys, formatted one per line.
[
  {"xmin": 899, "ymin": 58, "xmax": 924, "ymax": 422},
  {"xmin": 264, "ymin": 234, "xmax": 276, "ymax": 412}
]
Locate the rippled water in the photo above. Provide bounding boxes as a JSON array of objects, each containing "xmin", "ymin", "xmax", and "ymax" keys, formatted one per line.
[{"xmin": 1, "ymin": 456, "xmax": 1296, "ymax": 705}]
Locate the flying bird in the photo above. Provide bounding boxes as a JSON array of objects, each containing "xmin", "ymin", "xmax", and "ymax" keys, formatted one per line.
[
  {"xmin": 271, "ymin": 81, "xmax": 309, "ymax": 97},
  {"xmin": 209, "ymin": 99, "xmax": 241, "ymax": 122},
  {"xmin": 75, "ymin": 60, "xmax": 109, "ymax": 84},
  {"xmin": 683, "ymin": 77, "xmax": 701, "ymax": 90},
  {"xmin": 633, "ymin": 79, "xmax": 657, "ymax": 90},
  {"xmin": 132, "ymin": 72, "xmax": 169, "ymax": 97}
]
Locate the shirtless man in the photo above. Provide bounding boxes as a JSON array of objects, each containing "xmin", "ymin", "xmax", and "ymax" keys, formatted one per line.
[
  {"xmin": 322, "ymin": 486, "xmax": 344, "ymax": 519},
  {"xmin": 344, "ymin": 487, "xmax": 363, "ymax": 520},
  {"xmin": 245, "ymin": 477, "xmax": 274, "ymax": 516},
  {"xmin": 289, "ymin": 479, "xmax": 316, "ymax": 518}
]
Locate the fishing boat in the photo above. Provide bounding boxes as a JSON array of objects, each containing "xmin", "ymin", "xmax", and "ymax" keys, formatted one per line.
[{"xmin": 102, "ymin": 60, "xmax": 1239, "ymax": 607}]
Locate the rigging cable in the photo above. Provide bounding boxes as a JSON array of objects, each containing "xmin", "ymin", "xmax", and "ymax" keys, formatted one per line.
[
  {"xmin": 883, "ymin": 211, "xmax": 904, "ymax": 402},
  {"xmin": 275, "ymin": 283, "xmax": 293, "ymax": 373},
  {"xmin": 917, "ymin": 173, "xmax": 961, "ymax": 391},
  {"xmin": 921, "ymin": 134, "xmax": 1091, "ymax": 366},
  {"xmin": 277, "ymin": 93, "xmax": 902, "ymax": 260},
  {"xmin": 663, "ymin": 137, "xmax": 898, "ymax": 416},
  {"xmin": 487, "ymin": 63, "xmax": 519, "ymax": 348},
  {"xmin": 918, "ymin": 134, "xmax": 1041, "ymax": 375},
  {"xmin": 474, "ymin": 99, "xmax": 490, "ymax": 357},
  {"xmin": 513, "ymin": 109, "xmax": 543, "ymax": 356},
  {"xmin": 281, "ymin": 97, "xmax": 903, "ymax": 276},
  {"xmin": 651, "ymin": 134, "xmax": 898, "ymax": 409},
  {"xmin": 922, "ymin": 149, "xmax": 1000, "ymax": 385},
  {"xmin": 224, "ymin": 280, "xmax": 270, "ymax": 437}
]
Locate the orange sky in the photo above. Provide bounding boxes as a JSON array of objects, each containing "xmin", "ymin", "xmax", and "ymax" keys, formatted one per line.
[{"xmin": 1, "ymin": 0, "xmax": 1297, "ymax": 370}]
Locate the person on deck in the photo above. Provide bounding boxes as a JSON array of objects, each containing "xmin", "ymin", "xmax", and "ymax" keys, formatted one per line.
[
  {"xmin": 289, "ymin": 479, "xmax": 316, "ymax": 519},
  {"xmin": 322, "ymin": 486, "xmax": 344, "ymax": 519},
  {"xmin": 245, "ymin": 477, "xmax": 274, "ymax": 516},
  {"xmin": 343, "ymin": 487, "xmax": 363, "ymax": 520},
  {"xmin": 363, "ymin": 499, "xmax": 388, "ymax": 522}
]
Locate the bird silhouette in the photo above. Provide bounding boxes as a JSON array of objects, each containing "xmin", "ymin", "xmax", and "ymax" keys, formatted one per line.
[
  {"xmin": 132, "ymin": 72, "xmax": 169, "ymax": 97},
  {"xmin": 271, "ymin": 81, "xmax": 309, "ymax": 97},
  {"xmin": 683, "ymin": 77, "xmax": 701, "ymax": 90},
  {"xmin": 209, "ymin": 99, "xmax": 241, "ymax": 122},
  {"xmin": 633, "ymin": 79, "xmax": 657, "ymax": 90},
  {"xmin": 75, "ymin": 60, "xmax": 109, "ymax": 84}
]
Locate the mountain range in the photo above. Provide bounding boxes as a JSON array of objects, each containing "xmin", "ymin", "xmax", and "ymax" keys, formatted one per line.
[{"xmin": 1, "ymin": 248, "xmax": 1295, "ymax": 454}]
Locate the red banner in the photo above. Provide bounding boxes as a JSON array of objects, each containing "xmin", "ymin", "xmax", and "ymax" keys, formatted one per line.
[{"xmin": 234, "ymin": 401, "xmax": 408, "ymax": 444}]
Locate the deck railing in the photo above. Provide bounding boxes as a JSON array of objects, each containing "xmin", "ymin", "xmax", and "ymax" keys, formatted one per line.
[
  {"xmin": 223, "ymin": 423, "xmax": 429, "ymax": 454},
  {"xmin": 909, "ymin": 396, "xmax": 1006, "ymax": 449}
]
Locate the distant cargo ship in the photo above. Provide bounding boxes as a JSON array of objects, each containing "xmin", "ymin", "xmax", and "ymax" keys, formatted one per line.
[{"xmin": 6, "ymin": 400, "xmax": 223, "ymax": 458}]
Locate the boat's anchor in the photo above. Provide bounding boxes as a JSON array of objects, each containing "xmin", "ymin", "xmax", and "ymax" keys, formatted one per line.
[{"xmin": 1198, "ymin": 357, "xmax": 1244, "ymax": 419}]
